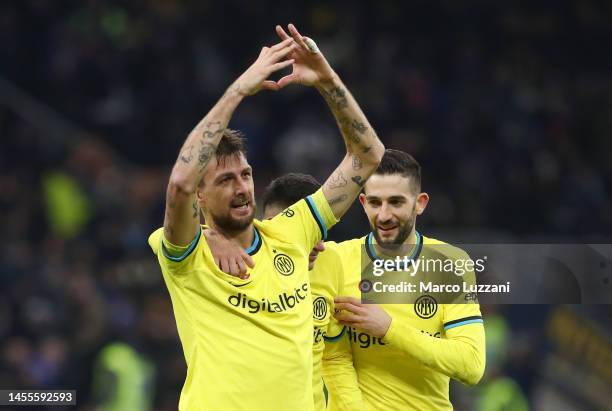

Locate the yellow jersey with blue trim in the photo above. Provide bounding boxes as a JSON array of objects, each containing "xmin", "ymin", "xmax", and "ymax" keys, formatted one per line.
[
  {"xmin": 325, "ymin": 232, "xmax": 485, "ymax": 411},
  {"xmin": 148, "ymin": 188, "xmax": 337, "ymax": 411}
]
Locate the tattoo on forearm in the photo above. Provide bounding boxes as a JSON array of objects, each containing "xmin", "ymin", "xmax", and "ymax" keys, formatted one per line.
[
  {"xmin": 328, "ymin": 194, "xmax": 348, "ymax": 206},
  {"xmin": 322, "ymin": 86, "xmax": 348, "ymax": 111},
  {"xmin": 198, "ymin": 143, "xmax": 216, "ymax": 172},
  {"xmin": 326, "ymin": 171, "xmax": 348, "ymax": 189},
  {"xmin": 352, "ymin": 154, "xmax": 363, "ymax": 170},
  {"xmin": 351, "ymin": 175, "xmax": 365, "ymax": 187},
  {"xmin": 180, "ymin": 145, "xmax": 194, "ymax": 163}
]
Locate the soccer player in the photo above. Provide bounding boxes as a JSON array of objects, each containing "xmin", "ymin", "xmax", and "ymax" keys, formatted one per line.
[
  {"xmin": 147, "ymin": 22, "xmax": 384, "ymax": 411},
  {"xmin": 206, "ymin": 173, "xmax": 365, "ymax": 411},
  {"xmin": 325, "ymin": 149, "xmax": 486, "ymax": 410}
]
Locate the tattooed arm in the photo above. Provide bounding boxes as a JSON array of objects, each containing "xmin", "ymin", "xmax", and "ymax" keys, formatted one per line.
[
  {"xmin": 275, "ymin": 24, "xmax": 385, "ymax": 219},
  {"xmin": 164, "ymin": 38, "xmax": 297, "ymax": 246}
]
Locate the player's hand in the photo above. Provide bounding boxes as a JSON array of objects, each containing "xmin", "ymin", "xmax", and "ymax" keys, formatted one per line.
[
  {"xmin": 233, "ymin": 38, "xmax": 297, "ymax": 96},
  {"xmin": 334, "ymin": 297, "xmax": 392, "ymax": 338},
  {"xmin": 308, "ymin": 241, "xmax": 325, "ymax": 271},
  {"xmin": 203, "ymin": 229, "xmax": 254, "ymax": 279},
  {"xmin": 274, "ymin": 23, "xmax": 336, "ymax": 88}
]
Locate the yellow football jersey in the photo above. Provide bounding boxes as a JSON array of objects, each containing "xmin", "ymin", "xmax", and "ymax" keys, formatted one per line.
[
  {"xmin": 309, "ymin": 244, "xmax": 346, "ymax": 411},
  {"xmin": 325, "ymin": 232, "xmax": 486, "ymax": 411},
  {"xmin": 148, "ymin": 189, "xmax": 337, "ymax": 411}
]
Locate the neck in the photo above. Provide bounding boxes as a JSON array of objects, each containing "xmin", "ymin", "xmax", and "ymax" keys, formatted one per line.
[{"xmin": 205, "ymin": 217, "xmax": 255, "ymax": 249}]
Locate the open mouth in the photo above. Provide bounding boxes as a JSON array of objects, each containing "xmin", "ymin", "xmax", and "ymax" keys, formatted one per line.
[{"xmin": 377, "ymin": 225, "xmax": 398, "ymax": 235}]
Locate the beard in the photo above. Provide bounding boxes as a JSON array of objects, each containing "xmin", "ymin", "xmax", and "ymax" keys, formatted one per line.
[
  {"xmin": 372, "ymin": 208, "xmax": 417, "ymax": 250},
  {"xmin": 209, "ymin": 197, "xmax": 256, "ymax": 234}
]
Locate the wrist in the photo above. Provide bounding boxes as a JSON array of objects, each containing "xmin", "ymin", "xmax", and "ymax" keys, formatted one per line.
[{"xmin": 315, "ymin": 72, "xmax": 341, "ymax": 91}]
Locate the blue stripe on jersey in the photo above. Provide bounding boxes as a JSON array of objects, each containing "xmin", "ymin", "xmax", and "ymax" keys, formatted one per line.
[
  {"xmin": 323, "ymin": 326, "xmax": 347, "ymax": 342},
  {"xmin": 161, "ymin": 227, "xmax": 202, "ymax": 262},
  {"xmin": 245, "ymin": 227, "xmax": 261, "ymax": 255},
  {"xmin": 305, "ymin": 195, "xmax": 327, "ymax": 240},
  {"xmin": 444, "ymin": 318, "xmax": 484, "ymax": 331},
  {"xmin": 366, "ymin": 230, "xmax": 423, "ymax": 262}
]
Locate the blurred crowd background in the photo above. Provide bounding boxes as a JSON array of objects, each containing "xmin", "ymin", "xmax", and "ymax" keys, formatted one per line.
[{"xmin": 1, "ymin": 1, "xmax": 610, "ymax": 410}]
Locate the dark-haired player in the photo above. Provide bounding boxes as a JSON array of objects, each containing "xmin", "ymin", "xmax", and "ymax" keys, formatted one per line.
[
  {"xmin": 147, "ymin": 24, "xmax": 384, "ymax": 410},
  {"xmin": 326, "ymin": 149, "xmax": 486, "ymax": 410}
]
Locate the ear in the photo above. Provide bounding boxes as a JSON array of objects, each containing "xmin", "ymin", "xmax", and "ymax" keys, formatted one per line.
[
  {"xmin": 415, "ymin": 192, "xmax": 429, "ymax": 215},
  {"xmin": 359, "ymin": 192, "xmax": 367, "ymax": 207}
]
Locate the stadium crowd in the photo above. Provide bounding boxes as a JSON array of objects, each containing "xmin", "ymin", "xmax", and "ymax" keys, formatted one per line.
[{"xmin": 1, "ymin": 1, "xmax": 610, "ymax": 410}]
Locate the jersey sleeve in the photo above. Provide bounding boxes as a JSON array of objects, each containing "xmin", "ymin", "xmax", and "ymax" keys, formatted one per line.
[
  {"xmin": 148, "ymin": 226, "xmax": 203, "ymax": 276},
  {"xmin": 267, "ymin": 188, "xmax": 338, "ymax": 250}
]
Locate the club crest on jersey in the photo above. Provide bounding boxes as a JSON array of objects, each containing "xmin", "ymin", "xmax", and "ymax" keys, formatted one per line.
[
  {"xmin": 274, "ymin": 253, "xmax": 295, "ymax": 276},
  {"xmin": 414, "ymin": 295, "xmax": 437, "ymax": 319},
  {"xmin": 313, "ymin": 297, "xmax": 327, "ymax": 320}
]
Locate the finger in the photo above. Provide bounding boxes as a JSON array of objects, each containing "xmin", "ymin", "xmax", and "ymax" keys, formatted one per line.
[
  {"xmin": 335, "ymin": 296, "xmax": 362, "ymax": 305},
  {"xmin": 276, "ymin": 24, "xmax": 291, "ymax": 41},
  {"xmin": 335, "ymin": 311, "xmax": 362, "ymax": 323},
  {"xmin": 220, "ymin": 258, "xmax": 230, "ymax": 275},
  {"xmin": 288, "ymin": 23, "xmax": 309, "ymax": 50},
  {"xmin": 269, "ymin": 42, "xmax": 297, "ymax": 63},
  {"xmin": 229, "ymin": 258, "xmax": 240, "ymax": 277},
  {"xmin": 241, "ymin": 251, "xmax": 255, "ymax": 268},
  {"xmin": 334, "ymin": 302, "xmax": 366, "ymax": 315},
  {"xmin": 214, "ymin": 256, "xmax": 221, "ymax": 270},
  {"xmin": 236, "ymin": 257, "xmax": 247, "ymax": 276},
  {"xmin": 277, "ymin": 73, "xmax": 299, "ymax": 88},
  {"xmin": 269, "ymin": 37, "xmax": 293, "ymax": 52},
  {"xmin": 269, "ymin": 59, "xmax": 295, "ymax": 74},
  {"xmin": 308, "ymin": 260, "xmax": 315, "ymax": 271},
  {"xmin": 261, "ymin": 80, "xmax": 280, "ymax": 91},
  {"xmin": 314, "ymin": 241, "xmax": 325, "ymax": 252}
]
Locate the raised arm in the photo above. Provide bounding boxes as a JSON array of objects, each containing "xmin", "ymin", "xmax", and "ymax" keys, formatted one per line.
[
  {"xmin": 164, "ymin": 39, "xmax": 296, "ymax": 246},
  {"xmin": 275, "ymin": 24, "xmax": 385, "ymax": 219}
]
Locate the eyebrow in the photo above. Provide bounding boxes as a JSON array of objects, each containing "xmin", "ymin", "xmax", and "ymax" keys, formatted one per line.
[
  {"xmin": 214, "ymin": 167, "xmax": 252, "ymax": 183},
  {"xmin": 365, "ymin": 195, "xmax": 407, "ymax": 201}
]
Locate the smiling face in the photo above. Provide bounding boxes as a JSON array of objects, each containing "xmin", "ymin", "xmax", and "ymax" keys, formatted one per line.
[
  {"xmin": 198, "ymin": 152, "xmax": 256, "ymax": 234},
  {"xmin": 359, "ymin": 173, "xmax": 429, "ymax": 248}
]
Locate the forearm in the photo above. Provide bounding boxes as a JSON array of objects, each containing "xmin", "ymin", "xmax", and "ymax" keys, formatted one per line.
[
  {"xmin": 164, "ymin": 82, "xmax": 244, "ymax": 245},
  {"xmin": 384, "ymin": 320, "xmax": 486, "ymax": 386},
  {"xmin": 170, "ymin": 83, "xmax": 244, "ymax": 192},
  {"xmin": 317, "ymin": 76, "xmax": 384, "ymax": 164}
]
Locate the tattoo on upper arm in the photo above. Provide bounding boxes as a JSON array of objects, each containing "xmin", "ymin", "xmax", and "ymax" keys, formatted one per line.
[
  {"xmin": 326, "ymin": 171, "xmax": 348, "ymax": 189},
  {"xmin": 352, "ymin": 154, "xmax": 363, "ymax": 170},
  {"xmin": 202, "ymin": 121, "xmax": 224, "ymax": 140},
  {"xmin": 180, "ymin": 145, "xmax": 194, "ymax": 163},
  {"xmin": 351, "ymin": 175, "xmax": 365, "ymax": 187},
  {"xmin": 328, "ymin": 194, "xmax": 348, "ymax": 206},
  {"xmin": 198, "ymin": 143, "xmax": 216, "ymax": 172}
]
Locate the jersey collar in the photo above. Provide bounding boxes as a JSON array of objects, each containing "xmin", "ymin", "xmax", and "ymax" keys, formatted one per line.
[
  {"xmin": 245, "ymin": 227, "xmax": 262, "ymax": 256},
  {"xmin": 365, "ymin": 230, "xmax": 423, "ymax": 263}
]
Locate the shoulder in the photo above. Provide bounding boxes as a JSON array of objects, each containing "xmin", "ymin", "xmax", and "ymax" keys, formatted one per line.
[
  {"xmin": 148, "ymin": 227, "xmax": 165, "ymax": 255},
  {"xmin": 422, "ymin": 234, "xmax": 471, "ymax": 261}
]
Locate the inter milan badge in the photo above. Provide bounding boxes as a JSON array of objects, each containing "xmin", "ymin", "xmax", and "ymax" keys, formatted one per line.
[
  {"xmin": 414, "ymin": 295, "xmax": 437, "ymax": 319},
  {"xmin": 273, "ymin": 253, "xmax": 295, "ymax": 276},
  {"xmin": 312, "ymin": 297, "xmax": 327, "ymax": 320}
]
